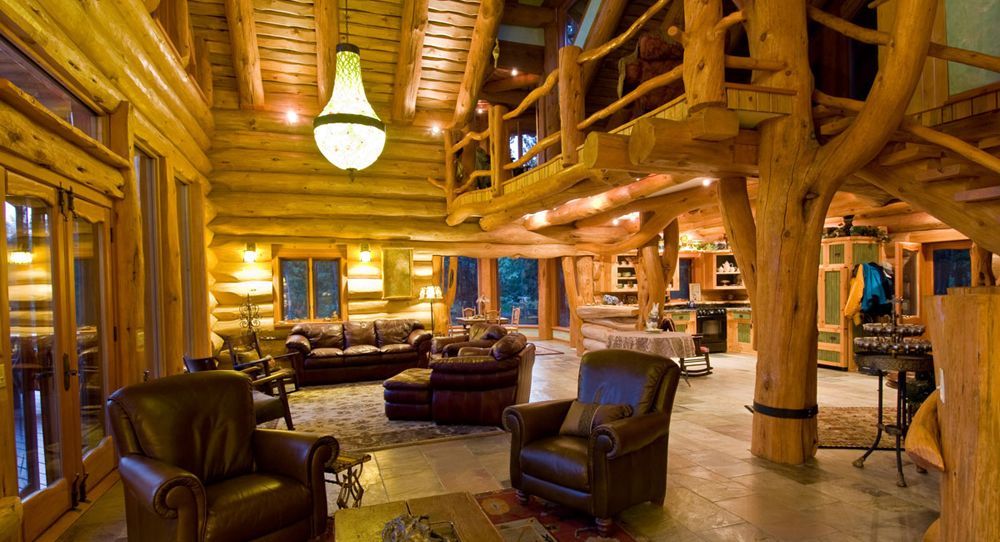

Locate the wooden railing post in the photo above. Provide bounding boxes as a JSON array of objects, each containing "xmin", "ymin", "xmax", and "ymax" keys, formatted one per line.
[
  {"xmin": 558, "ymin": 45, "xmax": 584, "ymax": 165},
  {"xmin": 679, "ymin": 0, "xmax": 726, "ymax": 110},
  {"xmin": 444, "ymin": 130, "xmax": 455, "ymax": 206},
  {"xmin": 489, "ymin": 104, "xmax": 510, "ymax": 196}
]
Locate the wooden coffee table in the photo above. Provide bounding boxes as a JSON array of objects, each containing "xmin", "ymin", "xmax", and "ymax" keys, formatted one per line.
[{"xmin": 333, "ymin": 492, "xmax": 501, "ymax": 541}]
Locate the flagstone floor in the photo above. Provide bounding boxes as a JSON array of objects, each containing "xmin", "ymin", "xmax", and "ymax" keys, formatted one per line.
[{"xmin": 58, "ymin": 342, "xmax": 939, "ymax": 541}]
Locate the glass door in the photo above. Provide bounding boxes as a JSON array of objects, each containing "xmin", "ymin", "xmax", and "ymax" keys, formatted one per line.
[{"xmin": 5, "ymin": 172, "xmax": 116, "ymax": 539}]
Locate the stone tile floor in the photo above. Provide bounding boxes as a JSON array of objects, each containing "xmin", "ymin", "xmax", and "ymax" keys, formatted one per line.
[{"xmin": 59, "ymin": 342, "xmax": 940, "ymax": 541}]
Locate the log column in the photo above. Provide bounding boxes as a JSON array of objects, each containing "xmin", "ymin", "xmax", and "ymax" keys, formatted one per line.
[
  {"xmin": 679, "ymin": 0, "xmax": 726, "ymax": 110},
  {"xmin": 489, "ymin": 105, "xmax": 511, "ymax": 196},
  {"xmin": 558, "ymin": 46, "xmax": 584, "ymax": 165},
  {"xmin": 971, "ymin": 243, "xmax": 997, "ymax": 286},
  {"xmin": 926, "ymin": 287, "xmax": 1000, "ymax": 540}
]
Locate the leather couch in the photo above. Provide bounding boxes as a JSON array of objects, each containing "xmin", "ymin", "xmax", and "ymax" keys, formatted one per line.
[
  {"xmin": 107, "ymin": 371, "xmax": 336, "ymax": 542},
  {"xmin": 503, "ymin": 349, "xmax": 680, "ymax": 535},
  {"xmin": 285, "ymin": 319, "xmax": 432, "ymax": 385},
  {"xmin": 428, "ymin": 333, "xmax": 535, "ymax": 425},
  {"xmin": 430, "ymin": 323, "xmax": 507, "ymax": 357}
]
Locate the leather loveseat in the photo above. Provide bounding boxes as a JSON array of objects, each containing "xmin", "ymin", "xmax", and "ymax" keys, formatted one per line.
[
  {"xmin": 107, "ymin": 371, "xmax": 336, "ymax": 541},
  {"xmin": 285, "ymin": 319, "xmax": 432, "ymax": 385},
  {"xmin": 430, "ymin": 323, "xmax": 507, "ymax": 357}
]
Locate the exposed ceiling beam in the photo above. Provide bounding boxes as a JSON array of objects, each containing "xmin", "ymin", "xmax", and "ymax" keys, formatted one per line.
[
  {"xmin": 452, "ymin": 0, "xmax": 505, "ymax": 129},
  {"xmin": 314, "ymin": 0, "xmax": 339, "ymax": 106},
  {"xmin": 502, "ymin": 3, "xmax": 556, "ymax": 27},
  {"xmin": 392, "ymin": 0, "xmax": 430, "ymax": 123},
  {"xmin": 224, "ymin": 0, "xmax": 265, "ymax": 110}
]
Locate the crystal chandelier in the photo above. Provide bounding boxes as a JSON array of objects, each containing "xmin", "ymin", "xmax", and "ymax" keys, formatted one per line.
[{"xmin": 313, "ymin": 4, "xmax": 385, "ymax": 177}]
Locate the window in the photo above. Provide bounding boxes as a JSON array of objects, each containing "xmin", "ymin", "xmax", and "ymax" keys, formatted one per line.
[
  {"xmin": 498, "ymin": 257, "xmax": 539, "ymax": 325},
  {"xmin": 555, "ymin": 259, "xmax": 570, "ymax": 328},
  {"xmin": 670, "ymin": 259, "xmax": 694, "ymax": 300},
  {"xmin": 447, "ymin": 257, "xmax": 479, "ymax": 321},
  {"xmin": 564, "ymin": 0, "xmax": 592, "ymax": 46},
  {"xmin": 176, "ymin": 181, "xmax": 195, "ymax": 355},
  {"xmin": 0, "ymin": 35, "xmax": 104, "ymax": 142},
  {"xmin": 277, "ymin": 256, "xmax": 343, "ymax": 321},
  {"xmin": 135, "ymin": 149, "xmax": 159, "ymax": 377},
  {"xmin": 508, "ymin": 132, "xmax": 539, "ymax": 171},
  {"xmin": 932, "ymin": 248, "xmax": 971, "ymax": 295}
]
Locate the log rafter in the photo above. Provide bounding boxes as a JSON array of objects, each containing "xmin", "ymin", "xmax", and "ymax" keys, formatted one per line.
[
  {"xmin": 392, "ymin": 0, "xmax": 430, "ymax": 123},
  {"xmin": 452, "ymin": 0, "xmax": 504, "ymax": 129},
  {"xmin": 224, "ymin": 0, "xmax": 265, "ymax": 110}
]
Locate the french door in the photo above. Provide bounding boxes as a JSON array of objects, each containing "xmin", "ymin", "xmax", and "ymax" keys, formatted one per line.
[{"xmin": 4, "ymin": 170, "xmax": 116, "ymax": 540}]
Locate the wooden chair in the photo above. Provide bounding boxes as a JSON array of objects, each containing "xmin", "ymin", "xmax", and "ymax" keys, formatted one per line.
[
  {"xmin": 485, "ymin": 309, "xmax": 500, "ymax": 324},
  {"xmin": 508, "ymin": 306, "xmax": 521, "ymax": 332},
  {"xmin": 223, "ymin": 332, "xmax": 300, "ymax": 393},
  {"xmin": 462, "ymin": 307, "xmax": 476, "ymax": 318},
  {"xmin": 659, "ymin": 317, "xmax": 712, "ymax": 386},
  {"xmin": 183, "ymin": 355, "xmax": 295, "ymax": 429}
]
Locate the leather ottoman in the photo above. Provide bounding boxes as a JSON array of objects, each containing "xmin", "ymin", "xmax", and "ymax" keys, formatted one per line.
[{"xmin": 383, "ymin": 368, "xmax": 432, "ymax": 420}]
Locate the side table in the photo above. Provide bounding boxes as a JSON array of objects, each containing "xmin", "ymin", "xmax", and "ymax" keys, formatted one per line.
[
  {"xmin": 325, "ymin": 453, "xmax": 372, "ymax": 509},
  {"xmin": 852, "ymin": 353, "xmax": 934, "ymax": 487}
]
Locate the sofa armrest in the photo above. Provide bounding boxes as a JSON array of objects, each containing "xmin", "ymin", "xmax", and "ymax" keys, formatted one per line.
[
  {"xmin": 457, "ymin": 346, "xmax": 490, "ymax": 357},
  {"xmin": 593, "ymin": 412, "xmax": 670, "ymax": 459},
  {"xmin": 253, "ymin": 429, "xmax": 338, "ymax": 487},
  {"xmin": 407, "ymin": 329, "xmax": 433, "ymax": 347},
  {"xmin": 285, "ymin": 335, "xmax": 312, "ymax": 356},
  {"xmin": 431, "ymin": 334, "xmax": 469, "ymax": 354},
  {"xmin": 119, "ymin": 455, "xmax": 205, "ymax": 520},
  {"xmin": 503, "ymin": 399, "xmax": 574, "ymax": 446}
]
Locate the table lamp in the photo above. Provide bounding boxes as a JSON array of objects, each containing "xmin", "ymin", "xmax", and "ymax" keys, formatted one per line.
[{"xmin": 419, "ymin": 285, "xmax": 444, "ymax": 334}]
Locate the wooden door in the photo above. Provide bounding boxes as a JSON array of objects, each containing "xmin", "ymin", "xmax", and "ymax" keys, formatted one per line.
[{"xmin": 894, "ymin": 242, "xmax": 921, "ymax": 322}]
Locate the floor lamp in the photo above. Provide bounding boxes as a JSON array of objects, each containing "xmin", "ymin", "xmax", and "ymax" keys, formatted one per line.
[{"xmin": 419, "ymin": 285, "xmax": 444, "ymax": 335}]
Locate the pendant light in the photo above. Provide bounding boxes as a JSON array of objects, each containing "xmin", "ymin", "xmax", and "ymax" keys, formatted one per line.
[{"xmin": 313, "ymin": 0, "xmax": 386, "ymax": 177}]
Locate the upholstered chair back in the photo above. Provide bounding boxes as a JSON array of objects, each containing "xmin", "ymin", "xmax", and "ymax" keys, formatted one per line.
[
  {"xmin": 107, "ymin": 371, "xmax": 256, "ymax": 484},
  {"xmin": 577, "ymin": 349, "xmax": 679, "ymax": 415}
]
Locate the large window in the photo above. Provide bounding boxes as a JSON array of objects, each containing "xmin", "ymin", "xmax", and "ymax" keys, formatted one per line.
[
  {"xmin": 499, "ymin": 257, "xmax": 539, "ymax": 325},
  {"xmin": 932, "ymin": 248, "xmax": 971, "ymax": 295},
  {"xmin": 0, "ymin": 35, "xmax": 104, "ymax": 142},
  {"xmin": 508, "ymin": 132, "xmax": 539, "ymax": 173},
  {"xmin": 135, "ymin": 149, "xmax": 158, "ymax": 377},
  {"xmin": 669, "ymin": 258, "xmax": 694, "ymax": 300},
  {"xmin": 555, "ymin": 259, "xmax": 570, "ymax": 328},
  {"xmin": 447, "ymin": 257, "xmax": 479, "ymax": 321},
  {"xmin": 277, "ymin": 257, "xmax": 343, "ymax": 322}
]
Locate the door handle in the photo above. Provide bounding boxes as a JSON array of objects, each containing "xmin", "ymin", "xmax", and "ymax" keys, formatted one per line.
[{"xmin": 63, "ymin": 353, "xmax": 78, "ymax": 392}]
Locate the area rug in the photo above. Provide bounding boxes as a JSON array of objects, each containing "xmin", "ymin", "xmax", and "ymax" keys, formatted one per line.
[
  {"xmin": 818, "ymin": 406, "xmax": 898, "ymax": 450},
  {"xmin": 534, "ymin": 345, "xmax": 567, "ymax": 356},
  {"xmin": 287, "ymin": 381, "xmax": 503, "ymax": 453},
  {"xmin": 476, "ymin": 489, "xmax": 642, "ymax": 542}
]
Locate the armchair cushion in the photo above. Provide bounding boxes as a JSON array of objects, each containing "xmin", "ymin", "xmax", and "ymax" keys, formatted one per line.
[
  {"xmin": 520, "ymin": 436, "xmax": 590, "ymax": 491},
  {"xmin": 558, "ymin": 401, "xmax": 632, "ymax": 437},
  {"xmin": 344, "ymin": 321, "xmax": 376, "ymax": 347},
  {"xmin": 490, "ymin": 333, "xmax": 527, "ymax": 360},
  {"xmin": 204, "ymin": 473, "xmax": 311, "ymax": 541},
  {"xmin": 469, "ymin": 323, "xmax": 507, "ymax": 342},
  {"xmin": 593, "ymin": 412, "xmax": 670, "ymax": 459},
  {"xmin": 431, "ymin": 334, "xmax": 469, "ymax": 355},
  {"xmin": 457, "ymin": 346, "xmax": 490, "ymax": 357}
]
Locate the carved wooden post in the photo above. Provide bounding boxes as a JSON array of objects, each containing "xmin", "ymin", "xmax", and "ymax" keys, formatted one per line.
[
  {"xmin": 561, "ymin": 256, "xmax": 583, "ymax": 352},
  {"xmin": 971, "ymin": 243, "xmax": 996, "ymax": 286},
  {"xmin": 444, "ymin": 130, "xmax": 456, "ymax": 205},
  {"xmin": 926, "ymin": 287, "xmax": 1000, "ymax": 541},
  {"xmin": 636, "ymin": 213, "xmax": 667, "ymax": 329},
  {"xmin": 677, "ymin": 0, "xmax": 726, "ymax": 110},
  {"xmin": 661, "ymin": 219, "xmax": 680, "ymax": 294},
  {"xmin": 489, "ymin": 104, "xmax": 510, "ymax": 196},
  {"xmin": 558, "ymin": 45, "xmax": 584, "ymax": 165}
]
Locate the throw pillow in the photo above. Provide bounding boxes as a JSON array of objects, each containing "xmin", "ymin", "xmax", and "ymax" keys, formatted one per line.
[
  {"xmin": 490, "ymin": 333, "xmax": 527, "ymax": 360},
  {"xmin": 559, "ymin": 401, "xmax": 633, "ymax": 437}
]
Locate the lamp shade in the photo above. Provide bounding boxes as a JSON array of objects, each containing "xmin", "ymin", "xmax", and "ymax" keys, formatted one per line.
[
  {"xmin": 314, "ymin": 43, "xmax": 386, "ymax": 172},
  {"xmin": 8, "ymin": 250, "xmax": 32, "ymax": 265},
  {"xmin": 419, "ymin": 285, "xmax": 444, "ymax": 301}
]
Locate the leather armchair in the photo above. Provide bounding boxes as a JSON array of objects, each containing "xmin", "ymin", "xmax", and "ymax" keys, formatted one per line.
[
  {"xmin": 429, "ymin": 333, "xmax": 534, "ymax": 425},
  {"xmin": 108, "ymin": 371, "xmax": 337, "ymax": 541},
  {"xmin": 503, "ymin": 349, "xmax": 680, "ymax": 535},
  {"xmin": 430, "ymin": 323, "xmax": 507, "ymax": 357}
]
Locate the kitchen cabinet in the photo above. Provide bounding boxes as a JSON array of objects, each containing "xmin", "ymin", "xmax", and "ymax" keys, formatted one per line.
[
  {"xmin": 727, "ymin": 309, "xmax": 755, "ymax": 353},
  {"xmin": 817, "ymin": 236, "xmax": 882, "ymax": 370}
]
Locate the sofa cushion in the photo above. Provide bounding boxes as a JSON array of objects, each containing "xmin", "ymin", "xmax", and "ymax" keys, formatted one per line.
[
  {"xmin": 376, "ymin": 319, "xmax": 418, "ymax": 346},
  {"xmin": 380, "ymin": 343, "xmax": 415, "ymax": 354},
  {"xmin": 204, "ymin": 473, "xmax": 310, "ymax": 541},
  {"xmin": 558, "ymin": 401, "xmax": 632, "ymax": 437},
  {"xmin": 490, "ymin": 333, "xmax": 527, "ymax": 360},
  {"xmin": 290, "ymin": 323, "xmax": 344, "ymax": 350},
  {"xmin": 310, "ymin": 347, "xmax": 344, "ymax": 358},
  {"xmin": 520, "ymin": 436, "xmax": 590, "ymax": 491},
  {"xmin": 303, "ymin": 357, "xmax": 344, "ymax": 369},
  {"xmin": 344, "ymin": 345, "xmax": 379, "ymax": 355},
  {"xmin": 344, "ymin": 321, "xmax": 376, "ymax": 348}
]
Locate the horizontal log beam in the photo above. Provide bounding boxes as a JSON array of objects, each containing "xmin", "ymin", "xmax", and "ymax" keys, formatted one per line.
[
  {"xmin": 210, "ymin": 192, "xmax": 447, "ymax": 218},
  {"xmin": 209, "ymin": 171, "xmax": 444, "ymax": 199},
  {"xmin": 628, "ymin": 117, "xmax": 758, "ymax": 176}
]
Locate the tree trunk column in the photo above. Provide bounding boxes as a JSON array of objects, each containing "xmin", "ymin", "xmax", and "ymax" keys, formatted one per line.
[
  {"xmin": 681, "ymin": 0, "xmax": 726, "ymax": 110},
  {"xmin": 558, "ymin": 45, "xmax": 584, "ymax": 164}
]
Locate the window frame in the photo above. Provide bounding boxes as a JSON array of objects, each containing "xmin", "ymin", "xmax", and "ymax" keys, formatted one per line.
[{"xmin": 272, "ymin": 247, "xmax": 348, "ymax": 325}]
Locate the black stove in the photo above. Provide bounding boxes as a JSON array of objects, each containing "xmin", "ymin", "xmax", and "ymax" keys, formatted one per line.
[{"xmin": 695, "ymin": 308, "xmax": 728, "ymax": 353}]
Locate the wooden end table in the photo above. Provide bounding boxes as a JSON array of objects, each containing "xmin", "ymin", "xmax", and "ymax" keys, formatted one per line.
[{"xmin": 333, "ymin": 492, "xmax": 501, "ymax": 542}]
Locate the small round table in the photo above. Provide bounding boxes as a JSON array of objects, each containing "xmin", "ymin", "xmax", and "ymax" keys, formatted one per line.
[{"xmin": 852, "ymin": 353, "xmax": 934, "ymax": 487}]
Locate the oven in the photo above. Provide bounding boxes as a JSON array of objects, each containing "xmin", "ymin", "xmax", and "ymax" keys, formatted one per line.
[{"xmin": 696, "ymin": 308, "xmax": 728, "ymax": 353}]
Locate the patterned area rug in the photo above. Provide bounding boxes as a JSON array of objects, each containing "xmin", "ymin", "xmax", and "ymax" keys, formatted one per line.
[
  {"xmin": 477, "ymin": 489, "xmax": 641, "ymax": 542},
  {"xmin": 287, "ymin": 381, "xmax": 502, "ymax": 453},
  {"xmin": 818, "ymin": 406, "xmax": 898, "ymax": 450}
]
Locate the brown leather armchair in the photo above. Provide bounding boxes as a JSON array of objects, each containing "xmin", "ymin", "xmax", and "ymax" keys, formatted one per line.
[
  {"xmin": 107, "ymin": 371, "xmax": 337, "ymax": 541},
  {"xmin": 503, "ymin": 349, "xmax": 680, "ymax": 535},
  {"xmin": 430, "ymin": 323, "xmax": 507, "ymax": 357}
]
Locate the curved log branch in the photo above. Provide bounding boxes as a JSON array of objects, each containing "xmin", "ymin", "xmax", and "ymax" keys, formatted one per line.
[
  {"xmin": 578, "ymin": 65, "xmax": 683, "ymax": 130},
  {"xmin": 522, "ymin": 174, "xmax": 682, "ymax": 230},
  {"xmin": 717, "ymin": 177, "xmax": 757, "ymax": 304},
  {"xmin": 504, "ymin": 70, "xmax": 558, "ymax": 120},
  {"xmin": 813, "ymin": 0, "xmax": 938, "ymax": 186},
  {"xmin": 578, "ymin": 0, "xmax": 673, "ymax": 65}
]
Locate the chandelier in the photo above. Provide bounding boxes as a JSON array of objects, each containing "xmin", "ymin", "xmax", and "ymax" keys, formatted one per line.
[{"xmin": 313, "ymin": 4, "xmax": 386, "ymax": 177}]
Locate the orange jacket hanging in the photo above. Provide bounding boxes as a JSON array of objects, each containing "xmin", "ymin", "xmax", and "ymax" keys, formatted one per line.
[{"xmin": 843, "ymin": 265, "xmax": 865, "ymax": 326}]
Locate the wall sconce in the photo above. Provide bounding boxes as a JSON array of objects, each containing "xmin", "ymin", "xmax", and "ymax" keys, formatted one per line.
[
  {"xmin": 242, "ymin": 242, "xmax": 258, "ymax": 263},
  {"xmin": 359, "ymin": 243, "xmax": 372, "ymax": 263}
]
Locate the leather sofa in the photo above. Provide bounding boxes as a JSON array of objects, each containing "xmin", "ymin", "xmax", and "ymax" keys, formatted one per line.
[
  {"xmin": 285, "ymin": 319, "xmax": 432, "ymax": 385},
  {"xmin": 430, "ymin": 323, "xmax": 507, "ymax": 357},
  {"xmin": 503, "ymin": 349, "xmax": 680, "ymax": 536},
  {"xmin": 107, "ymin": 371, "xmax": 336, "ymax": 542}
]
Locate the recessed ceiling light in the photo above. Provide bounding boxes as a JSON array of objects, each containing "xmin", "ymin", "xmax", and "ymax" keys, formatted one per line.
[
  {"xmin": 430, "ymin": 124, "xmax": 441, "ymax": 135},
  {"xmin": 511, "ymin": 67, "xmax": 519, "ymax": 77},
  {"xmin": 285, "ymin": 110, "xmax": 299, "ymax": 124}
]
